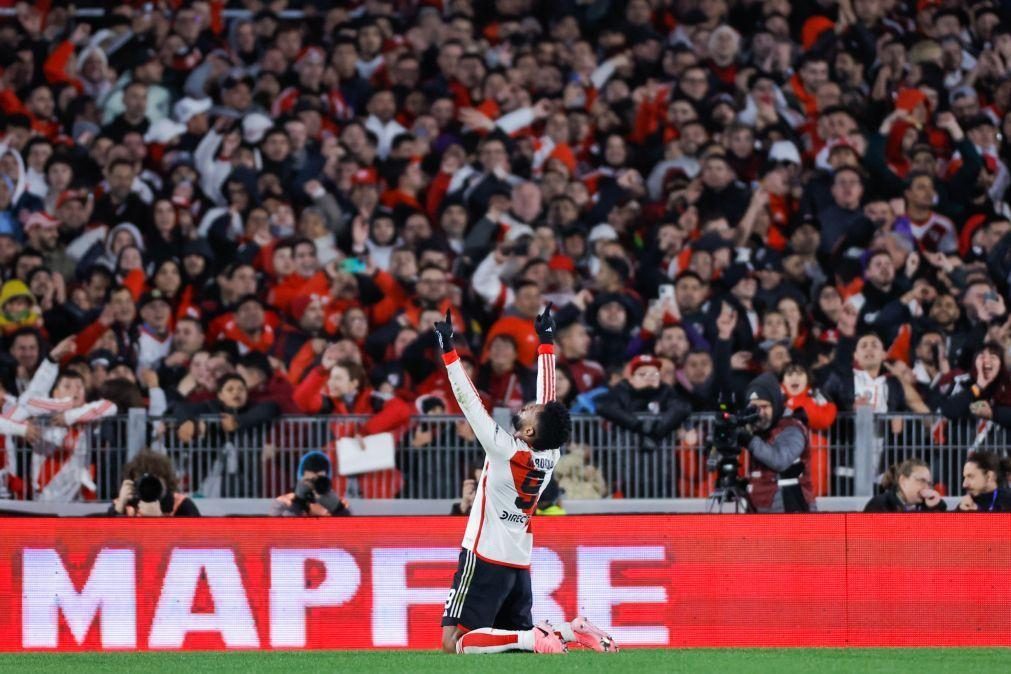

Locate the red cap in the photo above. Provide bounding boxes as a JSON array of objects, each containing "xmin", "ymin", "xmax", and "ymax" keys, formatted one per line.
[
  {"xmin": 290, "ymin": 294, "xmax": 321, "ymax": 321},
  {"xmin": 629, "ymin": 354, "xmax": 661, "ymax": 375},
  {"xmin": 801, "ymin": 16, "xmax": 834, "ymax": 51},
  {"xmin": 959, "ymin": 213, "xmax": 987, "ymax": 258},
  {"xmin": 548, "ymin": 254, "xmax": 575, "ymax": 272},
  {"xmin": 548, "ymin": 143, "xmax": 577, "ymax": 175},
  {"xmin": 352, "ymin": 167, "xmax": 379, "ymax": 186},
  {"xmin": 55, "ymin": 189, "xmax": 88, "ymax": 210},
  {"xmin": 23, "ymin": 211, "xmax": 60, "ymax": 231},
  {"xmin": 296, "ymin": 46, "xmax": 325, "ymax": 67},
  {"xmin": 895, "ymin": 88, "xmax": 928, "ymax": 114}
]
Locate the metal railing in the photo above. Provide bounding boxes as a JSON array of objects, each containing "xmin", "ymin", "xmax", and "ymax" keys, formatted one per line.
[{"xmin": 1, "ymin": 410, "xmax": 1007, "ymax": 503}]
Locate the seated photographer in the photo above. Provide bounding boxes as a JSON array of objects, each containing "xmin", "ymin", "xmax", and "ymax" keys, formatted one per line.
[
  {"xmin": 863, "ymin": 459, "xmax": 946, "ymax": 512},
  {"xmin": 957, "ymin": 451, "xmax": 1011, "ymax": 512},
  {"xmin": 109, "ymin": 449, "xmax": 200, "ymax": 517},
  {"xmin": 596, "ymin": 354, "xmax": 691, "ymax": 451},
  {"xmin": 270, "ymin": 451, "xmax": 350, "ymax": 517},
  {"xmin": 738, "ymin": 373, "xmax": 814, "ymax": 513}
]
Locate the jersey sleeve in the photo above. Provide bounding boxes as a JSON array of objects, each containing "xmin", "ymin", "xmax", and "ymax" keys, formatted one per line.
[
  {"xmin": 0, "ymin": 416, "xmax": 27, "ymax": 437},
  {"xmin": 63, "ymin": 400, "xmax": 118, "ymax": 426},
  {"xmin": 20, "ymin": 357, "xmax": 60, "ymax": 401},
  {"xmin": 444, "ymin": 351, "xmax": 516, "ymax": 459},
  {"xmin": 536, "ymin": 343, "xmax": 556, "ymax": 404}
]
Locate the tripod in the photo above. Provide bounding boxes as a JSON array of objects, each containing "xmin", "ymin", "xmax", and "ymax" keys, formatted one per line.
[{"xmin": 706, "ymin": 449, "xmax": 755, "ymax": 514}]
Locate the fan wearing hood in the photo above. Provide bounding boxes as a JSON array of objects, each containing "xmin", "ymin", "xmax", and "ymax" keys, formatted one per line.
[
  {"xmin": 738, "ymin": 372, "xmax": 814, "ymax": 513},
  {"xmin": 197, "ymin": 166, "xmax": 260, "ymax": 265},
  {"xmin": 72, "ymin": 221, "xmax": 145, "ymax": 278},
  {"xmin": 0, "ymin": 280, "xmax": 42, "ymax": 335}
]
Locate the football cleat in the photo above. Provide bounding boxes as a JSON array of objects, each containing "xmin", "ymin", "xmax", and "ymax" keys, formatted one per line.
[
  {"xmin": 532, "ymin": 623, "xmax": 568, "ymax": 654},
  {"xmin": 570, "ymin": 616, "xmax": 619, "ymax": 653}
]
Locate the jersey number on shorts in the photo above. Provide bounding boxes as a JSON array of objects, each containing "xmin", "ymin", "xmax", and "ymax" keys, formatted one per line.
[{"xmin": 443, "ymin": 588, "xmax": 456, "ymax": 616}]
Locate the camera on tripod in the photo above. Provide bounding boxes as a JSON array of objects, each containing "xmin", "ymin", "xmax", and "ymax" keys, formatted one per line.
[{"xmin": 706, "ymin": 402, "xmax": 761, "ymax": 512}]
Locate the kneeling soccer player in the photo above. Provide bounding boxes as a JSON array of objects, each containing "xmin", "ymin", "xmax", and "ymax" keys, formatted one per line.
[{"xmin": 435, "ymin": 305, "xmax": 618, "ymax": 655}]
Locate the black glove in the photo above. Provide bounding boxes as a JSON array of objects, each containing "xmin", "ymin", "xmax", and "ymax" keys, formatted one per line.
[
  {"xmin": 535, "ymin": 302, "xmax": 556, "ymax": 344},
  {"xmin": 292, "ymin": 479, "xmax": 315, "ymax": 513},
  {"xmin": 295, "ymin": 480, "xmax": 315, "ymax": 501},
  {"xmin": 434, "ymin": 309, "xmax": 455, "ymax": 352},
  {"xmin": 737, "ymin": 427, "xmax": 753, "ymax": 448}
]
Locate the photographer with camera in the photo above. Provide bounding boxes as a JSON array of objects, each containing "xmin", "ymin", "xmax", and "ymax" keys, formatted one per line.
[
  {"xmin": 737, "ymin": 373, "xmax": 814, "ymax": 513},
  {"xmin": 270, "ymin": 450, "xmax": 350, "ymax": 517},
  {"xmin": 109, "ymin": 449, "xmax": 200, "ymax": 517}
]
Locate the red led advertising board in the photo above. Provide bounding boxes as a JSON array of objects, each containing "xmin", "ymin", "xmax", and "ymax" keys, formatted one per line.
[{"xmin": 0, "ymin": 515, "xmax": 1008, "ymax": 650}]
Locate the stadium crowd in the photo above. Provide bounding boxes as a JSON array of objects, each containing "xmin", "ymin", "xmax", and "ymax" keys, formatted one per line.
[{"xmin": 1, "ymin": 0, "xmax": 1011, "ymax": 505}]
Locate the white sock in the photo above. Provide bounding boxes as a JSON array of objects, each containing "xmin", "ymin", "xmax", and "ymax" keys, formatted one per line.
[
  {"xmin": 555, "ymin": 622, "xmax": 577, "ymax": 644},
  {"xmin": 457, "ymin": 628, "xmax": 535, "ymax": 654}
]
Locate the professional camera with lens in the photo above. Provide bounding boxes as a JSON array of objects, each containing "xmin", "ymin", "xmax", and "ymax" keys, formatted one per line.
[
  {"xmin": 292, "ymin": 475, "xmax": 349, "ymax": 516},
  {"xmin": 129, "ymin": 473, "xmax": 165, "ymax": 507},
  {"xmin": 706, "ymin": 403, "xmax": 760, "ymax": 511},
  {"xmin": 294, "ymin": 475, "xmax": 331, "ymax": 510}
]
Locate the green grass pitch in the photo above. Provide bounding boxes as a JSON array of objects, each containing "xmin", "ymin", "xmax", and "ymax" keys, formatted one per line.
[{"xmin": 2, "ymin": 649, "xmax": 1010, "ymax": 674}]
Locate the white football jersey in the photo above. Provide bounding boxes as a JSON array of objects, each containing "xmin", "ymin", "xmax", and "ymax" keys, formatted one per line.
[{"xmin": 444, "ymin": 345, "xmax": 559, "ymax": 568}]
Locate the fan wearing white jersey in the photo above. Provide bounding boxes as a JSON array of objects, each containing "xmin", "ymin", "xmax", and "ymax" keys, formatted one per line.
[{"xmin": 435, "ymin": 305, "xmax": 618, "ymax": 656}]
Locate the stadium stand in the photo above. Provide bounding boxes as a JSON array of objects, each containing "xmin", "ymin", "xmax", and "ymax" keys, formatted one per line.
[{"xmin": 0, "ymin": 0, "xmax": 1010, "ymax": 512}]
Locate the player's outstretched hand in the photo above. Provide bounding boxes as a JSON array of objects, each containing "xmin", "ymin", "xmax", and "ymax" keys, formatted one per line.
[
  {"xmin": 434, "ymin": 309, "xmax": 455, "ymax": 352},
  {"xmin": 535, "ymin": 302, "xmax": 555, "ymax": 344}
]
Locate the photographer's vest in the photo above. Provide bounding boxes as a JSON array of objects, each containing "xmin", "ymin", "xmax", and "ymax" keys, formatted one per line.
[{"xmin": 747, "ymin": 417, "xmax": 813, "ymax": 510}]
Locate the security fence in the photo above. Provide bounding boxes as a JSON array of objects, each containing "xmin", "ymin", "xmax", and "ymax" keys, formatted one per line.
[{"xmin": 1, "ymin": 410, "xmax": 1007, "ymax": 502}]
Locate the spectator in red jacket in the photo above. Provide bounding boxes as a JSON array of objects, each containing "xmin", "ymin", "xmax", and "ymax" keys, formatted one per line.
[
  {"xmin": 781, "ymin": 363, "xmax": 837, "ymax": 497},
  {"xmin": 475, "ymin": 334, "xmax": 535, "ymax": 412},
  {"xmin": 269, "ymin": 238, "xmax": 331, "ymax": 317},
  {"xmin": 237, "ymin": 351, "xmax": 298, "ymax": 415},
  {"xmin": 369, "ymin": 247, "xmax": 417, "ymax": 327},
  {"xmin": 555, "ymin": 319, "xmax": 605, "ymax": 393},
  {"xmin": 273, "ymin": 294, "xmax": 328, "ymax": 367},
  {"xmin": 481, "ymin": 279, "xmax": 542, "ymax": 368},
  {"xmin": 214, "ymin": 295, "xmax": 275, "ymax": 355},
  {"xmin": 293, "ymin": 346, "xmax": 410, "ymax": 424},
  {"xmin": 293, "ymin": 348, "xmax": 410, "ymax": 496},
  {"xmin": 399, "ymin": 263, "xmax": 463, "ymax": 333}
]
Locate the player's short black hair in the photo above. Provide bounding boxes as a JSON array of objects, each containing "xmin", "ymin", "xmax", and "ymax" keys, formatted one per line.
[{"xmin": 532, "ymin": 401, "xmax": 570, "ymax": 451}]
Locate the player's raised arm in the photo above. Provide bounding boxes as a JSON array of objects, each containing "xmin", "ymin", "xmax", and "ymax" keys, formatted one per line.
[
  {"xmin": 534, "ymin": 303, "xmax": 556, "ymax": 404},
  {"xmin": 435, "ymin": 311, "xmax": 514, "ymax": 457}
]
